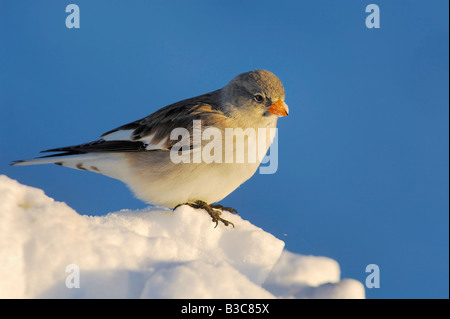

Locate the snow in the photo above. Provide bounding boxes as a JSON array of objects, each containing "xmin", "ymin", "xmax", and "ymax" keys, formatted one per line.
[
  {"xmin": 263, "ymin": 250, "xmax": 365, "ymax": 298},
  {"xmin": 0, "ymin": 175, "xmax": 365, "ymax": 299}
]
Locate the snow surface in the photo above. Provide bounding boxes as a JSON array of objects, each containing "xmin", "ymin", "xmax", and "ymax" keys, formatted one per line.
[{"xmin": 0, "ymin": 175, "xmax": 365, "ymax": 299}]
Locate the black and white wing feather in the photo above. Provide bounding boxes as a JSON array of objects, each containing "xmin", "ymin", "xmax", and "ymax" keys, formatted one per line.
[{"xmin": 10, "ymin": 90, "xmax": 225, "ymax": 170}]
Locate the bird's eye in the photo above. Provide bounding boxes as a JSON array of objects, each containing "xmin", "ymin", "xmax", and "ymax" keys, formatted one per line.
[{"xmin": 253, "ymin": 94, "xmax": 264, "ymax": 103}]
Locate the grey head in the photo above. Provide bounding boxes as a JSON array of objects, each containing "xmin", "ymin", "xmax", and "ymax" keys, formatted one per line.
[{"xmin": 219, "ymin": 70, "xmax": 288, "ymax": 124}]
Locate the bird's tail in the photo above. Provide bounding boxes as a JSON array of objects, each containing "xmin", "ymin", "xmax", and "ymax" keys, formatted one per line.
[
  {"xmin": 10, "ymin": 152, "xmax": 131, "ymax": 182},
  {"xmin": 12, "ymin": 153, "xmax": 85, "ymax": 166}
]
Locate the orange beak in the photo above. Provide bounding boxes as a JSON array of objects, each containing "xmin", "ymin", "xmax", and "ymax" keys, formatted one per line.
[{"xmin": 267, "ymin": 100, "xmax": 289, "ymax": 117}]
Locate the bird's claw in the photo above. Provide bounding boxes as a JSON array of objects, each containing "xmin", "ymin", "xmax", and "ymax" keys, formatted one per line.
[
  {"xmin": 209, "ymin": 204, "xmax": 239, "ymax": 215},
  {"xmin": 174, "ymin": 200, "xmax": 236, "ymax": 228}
]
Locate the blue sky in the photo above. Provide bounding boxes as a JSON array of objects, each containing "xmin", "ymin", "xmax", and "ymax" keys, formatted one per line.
[{"xmin": 1, "ymin": 0, "xmax": 448, "ymax": 298}]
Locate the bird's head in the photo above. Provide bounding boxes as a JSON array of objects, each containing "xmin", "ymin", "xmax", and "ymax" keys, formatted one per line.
[{"xmin": 220, "ymin": 70, "xmax": 289, "ymax": 124}]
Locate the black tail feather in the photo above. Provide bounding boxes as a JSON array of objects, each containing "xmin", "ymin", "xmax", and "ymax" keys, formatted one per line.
[{"xmin": 40, "ymin": 139, "xmax": 147, "ymax": 154}]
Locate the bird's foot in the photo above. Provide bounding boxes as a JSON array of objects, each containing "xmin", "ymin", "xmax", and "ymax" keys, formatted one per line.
[
  {"xmin": 174, "ymin": 200, "xmax": 235, "ymax": 228},
  {"xmin": 209, "ymin": 203, "xmax": 239, "ymax": 215}
]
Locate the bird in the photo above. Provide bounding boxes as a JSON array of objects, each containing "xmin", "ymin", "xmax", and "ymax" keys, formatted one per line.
[{"xmin": 11, "ymin": 70, "xmax": 289, "ymax": 227}]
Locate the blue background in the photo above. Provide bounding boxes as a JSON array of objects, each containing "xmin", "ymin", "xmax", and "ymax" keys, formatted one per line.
[{"xmin": 1, "ymin": 0, "xmax": 448, "ymax": 298}]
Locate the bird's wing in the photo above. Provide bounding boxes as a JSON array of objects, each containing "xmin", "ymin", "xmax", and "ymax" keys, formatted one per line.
[{"xmin": 40, "ymin": 90, "xmax": 226, "ymax": 155}]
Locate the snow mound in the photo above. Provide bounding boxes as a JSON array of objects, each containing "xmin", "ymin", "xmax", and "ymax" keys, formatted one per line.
[
  {"xmin": 0, "ymin": 175, "xmax": 365, "ymax": 299},
  {"xmin": 263, "ymin": 250, "xmax": 365, "ymax": 298}
]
